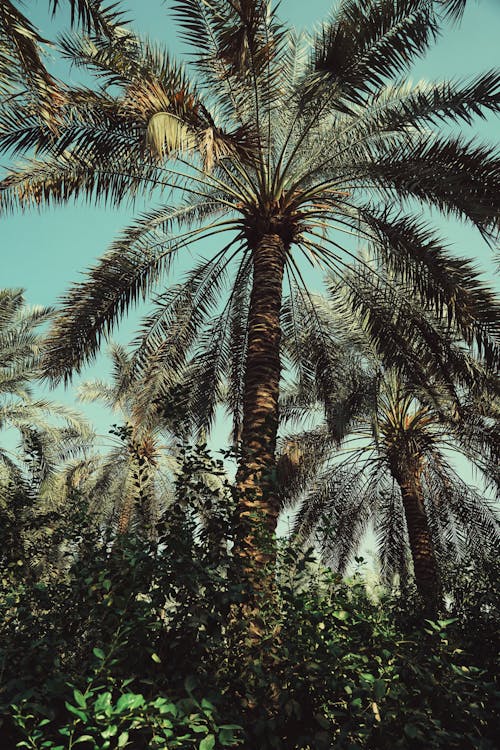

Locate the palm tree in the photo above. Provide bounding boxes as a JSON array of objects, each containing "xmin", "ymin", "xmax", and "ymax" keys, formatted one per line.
[
  {"xmin": 0, "ymin": 288, "xmax": 94, "ymax": 579},
  {"xmin": 289, "ymin": 372, "xmax": 499, "ymax": 611},
  {"xmin": 0, "ymin": 288, "xmax": 89, "ymax": 470},
  {"xmin": 77, "ymin": 343, "xmax": 186, "ymax": 538},
  {"xmin": 278, "ymin": 285, "xmax": 499, "ymax": 611},
  {"xmin": 0, "ymin": 0, "xmax": 498, "ymax": 586}
]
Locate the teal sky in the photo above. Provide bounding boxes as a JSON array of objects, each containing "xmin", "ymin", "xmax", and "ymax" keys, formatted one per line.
[{"xmin": 1, "ymin": 0, "xmax": 499, "ymax": 463}]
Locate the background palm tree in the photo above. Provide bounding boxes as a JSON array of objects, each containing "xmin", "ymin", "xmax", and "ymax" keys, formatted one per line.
[
  {"xmin": 76, "ymin": 343, "xmax": 186, "ymax": 537},
  {"xmin": 0, "ymin": 0, "xmax": 498, "ymax": 586},
  {"xmin": 0, "ymin": 287, "xmax": 93, "ymax": 580},
  {"xmin": 0, "ymin": 288, "xmax": 89, "ymax": 472},
  {"xmin": 278, "ymin": 283, "xmax": 499, "ymax": 611}
]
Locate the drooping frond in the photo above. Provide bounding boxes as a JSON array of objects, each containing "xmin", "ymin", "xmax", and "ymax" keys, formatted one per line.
[
  {"xmin": 423, "ymin": 455, "xmax": 500, "ymax": 557},
  {"xmin": 376, "ymin": 483, "xmax": 410, "ymax": 585},
  {"xmin": 41, "ymin": 221, "xmax": 206, "ymax": 382},
  {"xmin": 49, "ymin": 0, "xmax": 126, "ymax": 35},
  {"xmin": 359, "ymin": 135, "xmax": 500, "ymax": 236},
  {"xmin": 128, "ymin": 239, "xmax": 243, "ymax": 428},
  {"xmin": 437, "ymin": 0, "xmax": 467, "ymax": 22},
  {"xmin": 359, "ymin": 206, "xmax": 500, "ymax": 360},
  {"xmin": 327, "ymin": 268, "xmax": 497, "ymax": 404},
  {"xmin": 293, "ymin": 455, "xmax": 380, "ymax": 574},
  {"xmin": 276, "ymin": 425, "xmax": 334, "ymax": 510},
  {"xmin": 307, "ymin": 0, "xmax": 438, "ymax": 111},
  {"xmin": 366, "ymin": 72, "xmax": 500, "ymax": 131}
]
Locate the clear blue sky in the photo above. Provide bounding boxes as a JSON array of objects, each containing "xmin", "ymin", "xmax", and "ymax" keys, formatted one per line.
[{"xmin": 1, "ymin": 0, "xmax": 499, "ymax": 454}]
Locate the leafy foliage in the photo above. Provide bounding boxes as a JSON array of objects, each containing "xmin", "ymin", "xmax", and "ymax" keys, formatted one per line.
[{"xmin": 0, "ymin": 444, "xmax": 498, "ymax": 749}]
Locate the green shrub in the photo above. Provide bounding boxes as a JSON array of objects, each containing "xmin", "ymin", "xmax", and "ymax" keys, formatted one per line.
[{"xmin": 0, "ymin": 445, "xmax": 498, "ymax": 749}]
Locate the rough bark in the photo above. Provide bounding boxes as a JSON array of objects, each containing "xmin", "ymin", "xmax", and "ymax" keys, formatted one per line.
[
  {"xmin": 389, "ymin": 456, "xmax": 441, "ymax": 611},
  {"xmin": 234, "ymin": 232, "xmax": 286, "ymax": 588},
  {"xmin": 117, "ymin": 444, "xmax": 155, "ymax": 537}
]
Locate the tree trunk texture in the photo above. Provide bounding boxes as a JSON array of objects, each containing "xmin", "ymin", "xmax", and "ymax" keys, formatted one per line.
[
  {"xmin": 117, "ymin": 445, "xmax": 154, "ymax": 537},
  {"xmin": 117, "ymin": 493, "xmax": 134, "ymax": 536},
  {"xmin": 234, "ymin": 233, "xmax": 286, "ymax": 588},
  {"xmin": 390, "ymin": 457, "xmax": 441, "ymax": 611}
]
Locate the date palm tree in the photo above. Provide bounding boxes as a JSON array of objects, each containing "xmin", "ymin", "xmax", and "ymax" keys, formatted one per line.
[
  {"xmin": 76, "ymin": 343, "xmax": 187, "ymax": 537},
  {"xmin": 0, "ymin": 288, "xmax": 94, "ymax": 579},
  {"xmin": 0, "ymin": 0, "xmax": 499, "ymax": 586},
  {"xmin": 0, "ymin": 288, "xmax": 89, "ymax": 473},
  {"xmin": 289, "ymin": 372, "xmax": 499, "ymax": 611},
  {"xmin": 278, "ymin": 282, "xmax": 499, "ymax": 611}
]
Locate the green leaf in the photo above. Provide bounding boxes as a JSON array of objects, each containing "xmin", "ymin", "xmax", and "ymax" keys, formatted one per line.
[
  {"xmin": 74, "ymin": 736, "xmax": 96, "ymax": 745},
  {"xmin": 73, "ymin": 689, "xmax": 87, "ymax": 708},
  {"xmin": 191, "ymin": 724, "xmax": 209, "ymax": 733},
  {"xmin": 437, "ymin": 618, "xmax": 458, "ymax": 628},
  {"xmin": 199, "ymin": 735, "xmax": 216, "ymax": 750},
  {"xmin": 117, "ymin": 731, "xmax": 129, "ymax": 747},
  {"xmin": 64, "ymin": 702, "xmax": 87, "ymax": 722},
  {"xmin": 93, "ymin": 647, "xmax": 105, "ymax": 661},
  {"xmin": 361, "ymin": 672, "xmax": 375, "ymax": 683},
  {"xmin": 94, "ymin": 692, "xmax": 112, "ymax": 713},
  {"xmin": 424, "ymin": 619, "xmax": 441, "ymax": 631},
  {"xmin": 151, "ymin": 652, "xmax": 161, "ymax": 663},
  {"xmin": 116, "ymin": 693, "xmax": 145, "ymax": 713},
  {"xmin": 101, "ymin": 724, "xmax": 118, "ymax": 739},
  {"xmin": 332, "ymin": 610, "xmax": 349, "ymax": 621},
  {"xmin": 219, "ymin": 727, "xmax": 236, "ymax": 745}
]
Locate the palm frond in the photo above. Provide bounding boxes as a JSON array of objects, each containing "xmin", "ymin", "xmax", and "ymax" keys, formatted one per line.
[
  {"xmin": 359, "ymin": 206, "xmax": 500, "ymax": 360},
  {"xmin": 0, "ymin": 0, "xmax": 60, "ymax": 124},
  {"xmin": 49, "ymin": 0, "xmax": 126, "ymax": 35},
  {"xmin": 41, "ymin": 227, "xmax": 199, "ymax": 382},
  {"xmin": 307, "ymin": 0, "xmax": 438, "ymax": 111}
]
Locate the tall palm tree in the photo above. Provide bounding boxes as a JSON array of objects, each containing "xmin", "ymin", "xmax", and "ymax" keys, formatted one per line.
[{"xmin": 0, "ymin": 0, "xmax": 498, "ymax": 585}]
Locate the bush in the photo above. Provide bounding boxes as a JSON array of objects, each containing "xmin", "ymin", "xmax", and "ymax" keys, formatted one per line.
[{"xmin": 0, "ymin": 445, "xmax": 498, "ymax": 748}]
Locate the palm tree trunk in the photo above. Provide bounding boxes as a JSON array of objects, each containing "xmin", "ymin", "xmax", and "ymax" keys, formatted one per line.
[
  {"xmin": 389, "ymin": 457, "xmax": 441, "ymax": 611},
  {"xmin": 117, "ymin": 494, "xmax": 134, "ymax": 535},
  {"xmin": 234, "ymin": 233, "xmax": 286, "ymax": 587}
]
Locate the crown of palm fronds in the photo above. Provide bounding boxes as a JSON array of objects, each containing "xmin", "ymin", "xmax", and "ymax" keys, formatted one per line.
[{"xmin": 0, "ymin": 0, "xmax": 497, "ymax": 396}]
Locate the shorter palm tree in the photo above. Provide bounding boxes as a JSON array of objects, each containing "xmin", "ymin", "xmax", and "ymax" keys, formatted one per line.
[
  {"xmin": 0, "ymin": 288, "xmax": 93, "ymax": 579},
  {"xmin": 285, "ymin": 368, "xmax": 499, "ymax": 611},
  {"xmin": 77, "ymin": 343, "xmax": 187, "ymax": 537},
  {"xmin": 0, "ymin": 288, "xmax": 89, "ymax": 473},
  {"xmin": 277, "ymin": 272, "xmax": 499, "ymax": 611}
]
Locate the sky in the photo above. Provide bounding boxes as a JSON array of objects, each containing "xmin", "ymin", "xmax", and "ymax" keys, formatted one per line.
[{"xmin": 1, "ymin": 0, "xmax": 499, "ymax": 471}]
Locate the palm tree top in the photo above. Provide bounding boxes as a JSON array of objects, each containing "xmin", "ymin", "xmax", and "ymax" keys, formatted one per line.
[{"xmin": 0, "ymin": 0, "xmax": 497, "ymax": 394}]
